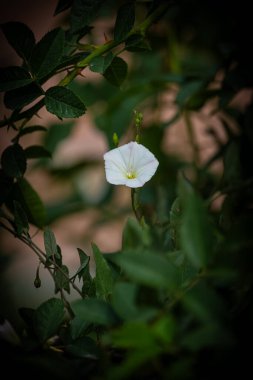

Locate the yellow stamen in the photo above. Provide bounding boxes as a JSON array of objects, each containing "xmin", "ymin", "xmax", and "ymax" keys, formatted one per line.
[{"xmin": 126, "ymin": 171, "xmax": 136, "ymax": 179}]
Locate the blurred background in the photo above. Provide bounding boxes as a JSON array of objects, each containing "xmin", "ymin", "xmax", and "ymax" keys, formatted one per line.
[{"xmin": 1, "ymin": 0, "xmax": 252, "ymax": 326}]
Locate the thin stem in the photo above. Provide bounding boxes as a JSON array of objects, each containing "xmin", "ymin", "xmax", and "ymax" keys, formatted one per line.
[
  {"xmin": 184, "ymin": 111, "xmax": 199, "ymax": 170},
  {"xmin": 0, "ymin": 221, "xmax": 83, "ymax": 297},
  {"xmin": 131, "ymin": 188, "xmax": 142, "ymax": 223}
]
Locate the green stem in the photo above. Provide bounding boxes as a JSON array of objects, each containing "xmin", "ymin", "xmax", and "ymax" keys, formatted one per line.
[
  {"xmin": 184, "ymin": 111, "xmax": 199, "ymax": 169},
  {"xmin": 131, "ymin": 188, "xmax": 142, "ymax": 223}
]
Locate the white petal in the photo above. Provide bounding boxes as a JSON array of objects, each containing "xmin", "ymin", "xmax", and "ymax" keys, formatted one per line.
[
  {"xmin": 103, "ymin": 141, "xmax": 159, "ymax": 188},
  {"xmin": 104, "ymin": 147, "xmax": 128, "ymax": 170},
  {"xmin": 125, "ymin": 177, "xmax": 143, "ymax": 188}
]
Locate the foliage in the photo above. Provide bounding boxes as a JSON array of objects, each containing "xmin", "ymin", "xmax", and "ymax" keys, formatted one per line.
[{"xmin": 1, "ymin": 0, "xmax": 253, "ymax": 379}]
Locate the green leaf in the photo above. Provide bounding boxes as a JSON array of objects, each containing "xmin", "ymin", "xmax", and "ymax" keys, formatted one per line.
[
  {"xmin": 0, "ymin": 22, "xmax": 35, "ymax": 61},
  {"xmin": 89, "ymin": 52, "xmax": 114, "ymax": 74},
  {"xmin": 54, "ymin": 265, "xmax": 70, "ymax": 294},
  {"xmin": 176, "ymin": 81, "xmax": 203, "ymax": 108},
  {"xmin": 54, "ymin": 0, "xmax": 73, "ymax": 16},
  {"xmin": 66, "ymin": 336, "xmax": 99, "ymax": 359},
  {"xmin": 114, "ymin": 1, "xmax": 135, "ymax": 42},
  {"xmin": 9, "ymin": 178, "xmax": 46, "ymax": 228},
  {"xmin": 30, "ymin": 28, "xmax": 65, "ymax": 79},
  {"xmin": 44, "ymin": 228, "xmax": 59, "ymax": 259},
  {"xmin": 16, "ymin": 125, "xmax": 47, "ymax": 139},
  {"xmin": 34, "ymin": 298, "xmax": 65, "ymax": 342},
  {"xmin": 112, "ymin": 251, "xmax": 180, "ymax": 290},
  {"xmin": 92, "ymin": 243, "xmax": 113, "ymax": 300},
  {"xmin": 70, "ymin": 316, "xmax": 90, "ymax": 340},
  {"xmin": 70, "ymin": 0, "xmax": 104, "ymax": 33},
  {"xmin": 4, "ymin": 83, "xmax": 43, "ymax": 110},
  {"xmin": 24, "ymin": 145, "xmax": 51, "ymax": 159},
  {"xmin": 0, "ymin": 169, "xmax": 14, "ymax": 205},
  {"xmin": 122, "ymin": 217, "xmax": 151, "ymax": 250},
  {"xmin": 180, "ymin": 192, "xmax": 213, "ymax": 268},
  {"xmin": 0, "ymin": 67, "xmax": 32, "ymax": 92},
  {"xmin": 125, "ymin": 34, "xmax": 151, "ymax": 52},
  {"xmin": 76, "ymin": 248, "xmax": 90, "ymax": 280},
  {"xmin": 111, "ymin": 321, "xmax": 157, "ymax": 350},
  {"xmin": 112, "ymin": 282, "xmax": 139, "ymax": 321},
  {"xmin": 104, "ymin": 57, "xmax": 128, "ymax": 87},
  {"xmin": 45, "ymin": 86, "xmax": 86, "ymax": 118},
  {"xmin": 72, "ymin": 298, "xmax": 118, "ymax": 326},
  {"xmin": 13, "ymin": 200, "xmax": 29, "ymax": 236},
  {"xmin": 1, "ymin": 144, "xmax": 27, "ymax": 178}
]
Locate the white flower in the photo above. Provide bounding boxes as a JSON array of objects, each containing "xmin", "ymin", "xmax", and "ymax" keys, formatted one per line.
[{"xmin": 103, "ymin": 141, "xmax": 159, "ymax": 188}]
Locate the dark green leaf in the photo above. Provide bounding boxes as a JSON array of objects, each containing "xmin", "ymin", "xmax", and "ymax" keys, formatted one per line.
[
  {"xmin": 0, "ymin": 67, "xmax": 32, "ymax": 92},
  {"xmin": 104, "ymin": 57, "xmax": 128, "ymax": 87},
  {"xmin": 0, "ymin": 169, "xmax": 14, "ymax": 205},
  {"xmin": 114, "ymin": 1, "xmax": 135, "ymax": 42},
  {"xmin": 76, "ymin": 248, "xmax": 90, "ymax": 280},
  {"xmin": 66, "ymin": 336, "xmax": 99, "ymax": 359},
  {"xmin": 0, "ymin": 22, "xmax": 35, "ymax": 61},
  {"xmin": 54, "ymin": 0, "xmax": 73, "ymax": 15},
  {"xmin": 34, "ymin": 265, "xmax": 42, "ymax": 288},
  {"xmin": 70, "ymin": 316, "xmax": 90, "ymax": 339},
  {"xmin": 1, "ymin": 144, "xmax": 26, "ymax": 178},
  {"xmin": 92, "ymin": 243, "xmax": 113, "ymax": 300},
  {"xmin": 34, "ymin": 298, "xmax": 65, "ymax": 342},
  {"xmin": 16, "ymin": 125, "xmax": 47, "ymax": 139},
  {"xmin": 4, "ymin": 83, "xmax": 43, "ymax": 110},
  {"xmin": 45, "ymin": 86, "xmax": 86, "ymax": 118},
  {"xmin": 122, "ymin": 217, "xmax": 151, "ymax": 250},
  {"xmin": 112, "ymin": 282, "xmax": 139, "ymax": 321},
  {"xmin": 54, "ymin": 265, "xmax": 70, "ymax": 294},
  {"xmin": 112, "ymin": 251, "xmax": 180, "ymax": 290},
  {"xmin": 44, "ymin": 228, "xmax": 59, "ymax": 259},
  {"xmin": 13, "ymin": 200, "xmax": 29, "ymax": 236},
  {"xmin": 89, "ymin": 52, "xmax": 114, "ymax": 74},
  {"xmin": 24, "ymin": 145, "xmax": 51, "ymax": 159},
  {"xmin": 180, "ymin": 192, "xmax": 213, "ymax": 268},
  {"xmin": 125, "ymin": 34, "xmax": 151, "ymax": 52},
  {"xmin": 176, "ymin": 81, "xmax": 203, "ymax": 108},
  {"xmin": 56, "ymin": 52, "xmax": 88, "ymax": 71},
  {"xmin": 72, "ymin": 298, "xmax": 118, "ymax": 326},
  {"xmin": 10, "ymin": 178, "xmax": 46, "ymax": 228},
  {"xmin": 30, "ymin": 28, "xmax": 65, "ymax": 79},
  {"xmin": 70, "ymin": 0, "xmax": 104, "ymax": 33}
]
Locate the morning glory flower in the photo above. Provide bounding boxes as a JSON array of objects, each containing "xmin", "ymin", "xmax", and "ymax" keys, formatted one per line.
[{"xmin": 103, "ymin": 141, "xmax": 159, "ymax": 188}]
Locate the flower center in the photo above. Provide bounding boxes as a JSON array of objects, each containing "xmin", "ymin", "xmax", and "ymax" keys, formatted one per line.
[{"xmin": 126, "ymin": 171, "xmax": 136, "ymax": 179}]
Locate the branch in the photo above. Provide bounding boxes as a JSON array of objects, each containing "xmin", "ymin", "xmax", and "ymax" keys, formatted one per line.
[{"xmin": 0, "ymin": 2, "xmax": 171, "ymax": 128}]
